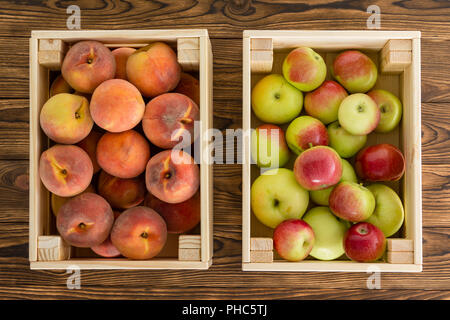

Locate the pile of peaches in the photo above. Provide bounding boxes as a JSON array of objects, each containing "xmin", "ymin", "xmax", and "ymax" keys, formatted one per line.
[
  {"xmin": 39, "ymin": 40, "xmax": 201, "ymax": 260},
  {"xmin": 251, "ymin": 47, "xmax": 405, "ymax": 263}
]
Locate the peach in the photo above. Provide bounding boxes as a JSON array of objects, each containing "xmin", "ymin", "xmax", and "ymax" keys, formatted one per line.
[
  {"xmin": 145, "ymin": 150, "xmax": 199, "ymax": 204},
  {"xmin": 90, "ymin": 79, "xmax": 145, "ymax": 133},
  {"xmin": 61, "ymin": 40, "xmax": 116, "ymax": 93},
  {"xmin": 111, "ymin": 206, "xmax": 167, "ymax": 260},
  {"xmin": 51, "ymin": 184, "xmax": 96, "ymax": 216},
  {"xmin": 126, "ymin": 42, "xmax": 181, "ymax": 97},
  {"xmin": 76, "ymin": 130, "xmax": 103, "ymax": 174},
  {"xmin": 91, "ymin": 236, "xmax": 121, "ymax": 258},
  {"xmin": 57, "ymin": 192, "xmax": 114, "ymax": 247},
  {"xmin": 39, "ymin": 145, "xmax": 93, "ymax": 197},
  {"xmin": 50, "ymin": 75, "xmax": 74, "ymax": 97},
  {"xmin": 96, "ymin": 130, "xmax": 150, "ymax": 179},
  {"xmin": 112, "ymin": 47, "xmax": 136, "ymax": 80},
  {"xmin": 174, "ymin": 72, "xmax": 200, "ymax": 106},
  {"xmin": 97, "ymin": 170, "xmax": 146, "ymax": 209},
  {"xmin": 144, "ymin": 191, "xmax": 200, "ymax": 234},
  {"xmin": 40, "ymin": 93, "xmax": 93, "ymax": 144},
  {"xmin": 143, "ymin": 93, "xmax": 199, "ymax": 149}
]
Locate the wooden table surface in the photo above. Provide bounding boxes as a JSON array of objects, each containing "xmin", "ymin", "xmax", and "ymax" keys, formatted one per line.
[{"xmin": 0, "ymin": 0, "xmax": 449, "ymax": 300}]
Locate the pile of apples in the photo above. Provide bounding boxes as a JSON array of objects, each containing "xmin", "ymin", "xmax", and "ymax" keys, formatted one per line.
[
  {"xmin": 251, "ymin": 47, "xmax": 405, "ymax": 263},
  {"xmin": 38, "ymin": 40, "xmax": 201, "ymax": 260}
]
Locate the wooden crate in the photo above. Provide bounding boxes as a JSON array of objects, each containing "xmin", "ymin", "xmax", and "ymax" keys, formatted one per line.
[
  {"xmin": 29, "ymin": 30, "xmax": 213, "ymax": 270},
  {"xmin": 242, "ymin": 30, "xmax": 422, "ymax": 272}
]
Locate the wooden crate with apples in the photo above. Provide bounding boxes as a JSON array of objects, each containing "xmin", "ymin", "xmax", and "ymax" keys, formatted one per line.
[
  {"xmin": 242, "ymin": 30, "xmax": 422, "ymax": 272},
  {"xmin": 29, "ymin": 30, "xmax": 213, "ymax": 270}
]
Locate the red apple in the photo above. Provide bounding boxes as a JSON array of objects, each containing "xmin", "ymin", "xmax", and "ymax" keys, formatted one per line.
[
  {"xmin": 286, "ymin": 116, "xmax": 329, "ymax": 155},
  {"xmin": 304, "ymin": 80, "xmax": 348, "ymax": 124},
  {"xmin": 293, "ymin": 146, "xmax": 342, "ymax": 191},
  {"xmin": 344, "ymin": 222, "xmax": 386, "ymax": 262},
  {"xmin": 273, "ymin": 219, "xmax": 315, "ymax": 262},
  {"xmin": 355, "ymin": 143, "xmax": 405, "ymax": 181}
]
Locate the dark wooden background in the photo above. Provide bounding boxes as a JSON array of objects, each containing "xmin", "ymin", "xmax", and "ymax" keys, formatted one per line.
[{"xmin": 0, "ymin": 0, "xmax": 449, "ymax": 300}]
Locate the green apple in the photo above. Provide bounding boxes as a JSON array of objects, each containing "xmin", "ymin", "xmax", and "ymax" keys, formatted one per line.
[
  {"xmin": 285, "ymin": 116, "xmax": 328, "ymax": 155},
  {"xmin": 251, "ymin": 168, "xmax": 309, "ymax": 228},
  {"xmin": 338, "ymin": 93, "xmax": 380, "ymax": 135},
  {"xmin": 251, "ymin": 74, "xmax": 303, "ymax": 124},
  {"xmin": 329, "ymin": 181, "xmax": 375, "ymax": 222},
  {"xmin": 364, "ymin": 184, "xmax": 404, "ymax": 237},
  {"xmin": 251, "ymin": 124, "xmax": 290, "ymax": 168},
  {"xmin": 327, "ymin": 121, "xmax": 367, "ymax": 158},
  {"xmin": 303, "ymin": 206, "xmax": 350, "ymax": 260},
  {"xmin": 367, "ymin": 89, "xmax": 403, "ymax": 133},
  {"xmin": 282, "ymin": 47, "xmax": 327, "ymax": 92},
  {"xmin": 310, "ymin": 158, "xmax": 357, "ymax": 206}
]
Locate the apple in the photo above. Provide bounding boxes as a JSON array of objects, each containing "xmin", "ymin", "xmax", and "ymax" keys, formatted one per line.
[
  {"xmin": 327, "ymin": 121, "xmax": 367, "ymax": 158},
  {"xmin": 364, "ymin": 184, "xmax": 404, "ymax": 237},
  {"xmin": 355, "ymin": 143, "xmax": 405, "ymax": 181},
  {"xmin": 273, "ymin": 219, "xmax": 315, "ymax": 262},
  {"xmin": 304, "ymin": 80, "xmax": 348, "ymax": 124},
  {"xmin": 367, "ymin": 89, "xmax": 403, "ymax": 133},
  {"xmin": 251, "ymin": 74, "xmax": 303, "ymax": 124},
  {"xmin": 303, "ymin": 206, "xmax": 350, "ymax": 261},
  {"xmin": 251, "ymin": 124, "xmax": 290, "ymax": 168},
  {"xmin": 331, "ymin": 50, "xmax": 378, "ymax": 93},
  {"xmin": 310, "ymin": 158, "xmax": 357, "ymax": 206},
  {"xmin": 285, "ymin": 116, "xmax": 328, "ymax": 155},
  {"xmin": 282, "ymin": 47, "xmax": 327, "ymax": 92},
  {"xmin": 329, "ymin": 181, "xmax": 375, "ymax": 222},
  {"xmin": 344, "ymin": 222, "xmax": 386, "ymax": 262},
  {"xmin": 251, "ymin": 168, "xmax": 309, "ymax": 229},
  {"xmin": 338, "ymin": 93, "xmax": 380, "ymax": 136},
  {"xmin": 293, "ymin": 146, "xmax": 342, "ymax": 191}
]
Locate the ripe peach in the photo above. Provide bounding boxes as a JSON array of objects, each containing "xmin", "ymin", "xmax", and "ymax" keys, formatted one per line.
[
  {"xmin": 145, "ymin": 150, "xmax": 199, "ymax": 204},
  {"xmin": 111, "ymin": 47, "xmax": 136, "ymax": 80},
  {"xmin": 111, "ymin": 206, "xmax": 167, "ymax": 260},
  {"xmin": 91, "ymin": 236, "xmax": 121, "ymax": 258},
  {"xmin": 90, "ymin": 79, "xmax": 145, "ymax": 132},
  {"xmin": 62, "ymin": 40, "xmax": 116, "ymax": 93},
  {"xmin": 40, "ymin": 93, "xmax": 93, "ymax": 144},
  {"xmin": 144, "ymin": 191, "xmax": 200, "ymax": 234},
  {"xmin": 51, "ymin": 184, "xmax": 95, "ymax": 216},
  {"xmin": 76, "ymin": 130, "xmax": 103, "ymax": 174},
  {"xmin": 50, "ymin": 75, "xmax": 74, "ymax": 97},
  {"xmin": 174, "ymin": 72, "xmax": 200, "ymax": 106},
  {"xmin": 39, "ymin": 145, "xmax": 93, "ymax": 197},
  {"xmin": 143, "ymin": 93, "xmax": 199, "ymax": 149},
  {"xmin": 96, "ymin": 130, "xmax": 150, "ymax": 179},
  {"xmin": 126, "ymin": 42, "xmax": 181, "ymax": 97},
  {"xmin": 57, "ymin": 192, "xmax": 114, "ymax": 247},
  {"xmin": 97, "ymin": 170, "xmax": 146, "ymax": 209}
]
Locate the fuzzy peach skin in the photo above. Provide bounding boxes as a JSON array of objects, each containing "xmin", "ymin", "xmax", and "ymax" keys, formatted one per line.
[
  {"xmin": 143, "ymin": 93, "xmax": 199, "ymax": 149},
  {"xmin": 96, "ymin": 130, "xmax": 150, "ymax": 179},
  {"xmin": 111, "ymin": 206, "xmax": 167, "ymax": 260},
  {"xmin": 144, "ymin": 191, "xmax": 200, "ymax": 234},
  {"xmin": 126, "ymin": 42, "xmax": 181, "ymax": 97},
  {"xmin": 50, "ymin": 75, "xmax": 74, "ymax": 97},
  {"xmin": 57, "ymin": 192, "xmax": 114, "ymax": 247},
  {"xmin": 40, "ymin": 93, "xmax": 93, "ymax": 144},
  {"xmin": 174, "ymin": 72, "xmax": 200, "ymax": 106},
  {"xmin": 39, "ymin": 145, "xmax": 93, "ymax": 197},
  {"xmin": 91, "ymin": 236, "xmax": 121, "ymax": 258},
  {"xmin": 112, "ymin": 47, "xmax": 136, "ymax": 80},
  {"xmin": 90, "ymin": 79, "xmax": 145, "ymax": 132},
  {"xmin": 51, "ymin": 184, "xmax": 95, "ymax": 216},
  {"xmin": 61, "ymin": 40, "xmax": 116, "ymax": 93},
  {"xmin": 98, "ymin": 170, "xmax": 146, "ymax": 209},
  {"xmin": 145, "ymin": 150, "xmax": 199, "ymax": 204},
  {"xmin": 76, "ymin": 130, "xmax": 103, "ymax": 174}
]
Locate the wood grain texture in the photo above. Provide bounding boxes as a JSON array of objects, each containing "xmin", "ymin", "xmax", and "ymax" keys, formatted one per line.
[{"xmin": 0, "ymin": 0, "xmax": 449, "ymax": 300}]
